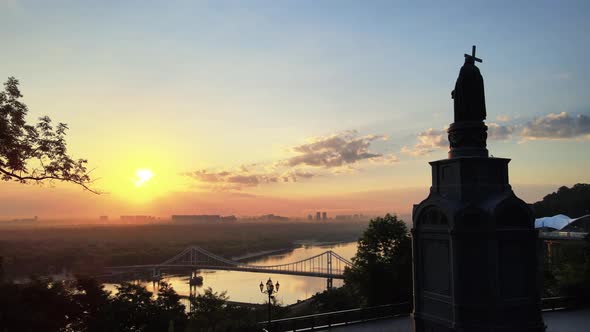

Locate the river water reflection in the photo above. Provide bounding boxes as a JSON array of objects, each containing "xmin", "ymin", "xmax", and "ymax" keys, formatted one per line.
[{"xmin": 104, "ymin": 242, "xmax": 357, "ymax": 305}]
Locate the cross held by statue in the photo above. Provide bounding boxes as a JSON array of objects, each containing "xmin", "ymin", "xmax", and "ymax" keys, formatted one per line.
[{"xmin": 464, "ymin": 45, "xmax": 482, "ymax": 63}]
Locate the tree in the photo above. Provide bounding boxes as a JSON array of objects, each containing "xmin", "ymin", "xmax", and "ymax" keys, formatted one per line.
[
  {"xmin": 0, "ymin": 77, "xmax": 96, "ymax": 192},
  {"xmin": 310, "ymin": 286, "xmax": 360, "ymax": 313},
  {"xmin": 150, "ymin": 281, "xmax": 187, "ymax": 332},
  {"xmin": 111, "ymin": 282, "xmax": 157, "ymax": 331},
  {"xmin": 0, "ymin": 277, "xmax": 77, "ymax": 332},
  {"xmin": 344, "ymin": 214, "xmax": 412, "ymax": 306},
  {"xmin": 552, "ymin": 234, "xmax": 590, "ymax": 297},
  {"xmin": 532, "ymin": 183, "xmax": 590, "ymax": 218},
  {"xmin": 189, "ymin": 287, "xmax": 228, "ymax": 331},
  {"xmin": 70, "ymin": 276, "xmax": 115, "ymax": 332}
]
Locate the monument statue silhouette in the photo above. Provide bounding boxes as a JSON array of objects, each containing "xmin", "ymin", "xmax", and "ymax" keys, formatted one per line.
[
  {"xmin": 452, "ymin": 45, "xmax": 486, "ymax": 122},
  {"xmin": 411, "ymin": 46, "xmax": 545, "ymax": 332},
  {"xmin": 446, "ymin": 45, "xmax": 490, "ymax": 159}
]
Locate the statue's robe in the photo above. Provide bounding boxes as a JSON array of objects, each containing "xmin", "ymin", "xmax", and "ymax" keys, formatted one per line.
[{"xmin": 453, "ymin": 61, "xmax": 486, "ymax": 122}]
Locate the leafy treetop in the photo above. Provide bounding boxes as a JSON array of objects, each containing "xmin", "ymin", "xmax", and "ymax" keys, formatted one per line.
[
  {"xmin": 344, "ymin": 213, "xmax": 412, "ymax": 306},
  {"xmin": 0, "ymin": 77, "xmax": 96, "ymax": 193},
  {"xmin": 533, "ymin": 183, "xmax": 590, "ymax": 218}
]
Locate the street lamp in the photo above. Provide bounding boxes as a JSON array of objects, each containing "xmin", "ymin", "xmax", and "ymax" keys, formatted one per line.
[{"xmin": 260, "ymin": 277, "xmax": 280, "ymax": 326}]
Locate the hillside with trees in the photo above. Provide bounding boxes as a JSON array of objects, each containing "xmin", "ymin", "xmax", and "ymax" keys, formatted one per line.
[{"xmin": 532, "ymin": 183, "xmax": 590, "ymax": 218}]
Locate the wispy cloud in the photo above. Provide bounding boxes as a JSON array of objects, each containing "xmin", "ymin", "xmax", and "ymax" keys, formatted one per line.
[
  {"xmin": 555, "ymin": 72, "xmax": 572, "ymax": 81},
  {"xmin": 487, "ymin": 123, "xmax": 514, "ymax": 140},
  {"xmin": 186, "ymin": 131, "xmax": 397, "ymax": 190},
  {"xmin": 186, "ymin": 111, "xmax": 590, "ymax": 189},
  {"xmin": 520, "ymin": 112, "xmax": 590, "ymax": 140},
  {"xmin": 496, "ymin": 115, "xmax": 512, "ymax": 122},
  {"xmin": 399, "ymin": 112, "xmax": 590, "ymax": 156},
  {"xmin": 285, "ymin": 131, "xmax": 388, "ymax": 168},
  {"xmin": 401, "ymin": 128, "xmax": 447, "ymax": 156},
  {"xmin": 185, "ymin": 167, "xmax": 284, "ymax": 191}
]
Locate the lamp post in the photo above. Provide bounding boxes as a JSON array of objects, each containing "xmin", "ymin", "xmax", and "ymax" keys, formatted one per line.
[{"xmin": 259, "ymin": 277, "xmax": 280, "ymax": 327}]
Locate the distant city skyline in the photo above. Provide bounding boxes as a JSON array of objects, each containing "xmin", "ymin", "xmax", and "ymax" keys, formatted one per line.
[{"xmin": 1, "ymin": 1, "xmax": 589, "ymax": 218}]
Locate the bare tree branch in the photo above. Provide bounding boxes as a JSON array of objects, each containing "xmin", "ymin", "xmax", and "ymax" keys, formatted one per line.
[{"xmin": 0, "ymin": 77, "xmax": 98, "ymax": 194}]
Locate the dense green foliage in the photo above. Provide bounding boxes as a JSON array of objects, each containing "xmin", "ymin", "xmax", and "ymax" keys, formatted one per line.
[
  {"xmin": 0, "ymin": 278, "xmax": 264, "ymax": 332},
  {"xmin": 343, "ymin": 214, "xmax": 412, "ymax": 306},
  {"xmin": 0, "ymin": 77, "xmax": 94, "ymax": 192},
  {"xmin": 533, "ymin": 183, "xmax": 590, "ymax": 218},
  {"xmin": 308, "ymin": 286, "xmax": 361, "ymax": 313},
  {"xmin": 189, "ymin": 288, "xmax": 228, "ymax": 330},
  {"xmin": 544, "ymin": 234, "xmax": 590, "ymax": 298}
]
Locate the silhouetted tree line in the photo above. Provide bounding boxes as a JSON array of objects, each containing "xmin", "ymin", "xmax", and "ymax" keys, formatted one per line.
[
  {"xmin": 306, "ymin": 214, "xmax": 413, "ymax": 312},
  {"xmin": 533, "ymin": 183, "xmax": 590, "ymax": 218},
  {"xmin": 0, "ymin": 278, "xmax": 264, "ymax": 332}
]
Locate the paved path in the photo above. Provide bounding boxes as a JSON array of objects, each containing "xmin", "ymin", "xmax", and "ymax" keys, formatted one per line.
[
  {"xmin": 319, "ymin": 309, "xmax": 590, "ymax": 331},
  {"xmin": 544, "ymin": 308, "xmax": 590, "ymax": 332},
  {"xmin": 318, "ymin": 317, "xmax": 411, "ymax": 332}
]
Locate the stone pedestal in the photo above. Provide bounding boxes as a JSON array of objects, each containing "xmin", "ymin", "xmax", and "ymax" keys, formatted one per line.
[
  {"xmin": 411, "ymin": 153, "xmax": 545, "ymax": 331},
  {"xmin": 448, "ymin": 121, "xmax": 488, "ymax": 158}
]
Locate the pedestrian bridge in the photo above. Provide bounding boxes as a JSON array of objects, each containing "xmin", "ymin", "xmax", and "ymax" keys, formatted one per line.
[{"xmin": 106, "ymin": 246, "xmax": 352, "ymax": 279}]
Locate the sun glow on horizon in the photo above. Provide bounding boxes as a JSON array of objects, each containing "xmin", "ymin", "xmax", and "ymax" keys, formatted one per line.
[{"xmin": 134, "ymin": 169, "xmax": 154, "ymax": 187}]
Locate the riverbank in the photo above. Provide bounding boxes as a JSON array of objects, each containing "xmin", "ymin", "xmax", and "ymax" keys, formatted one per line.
[
  {"xmin": 232, "ymin": 239, "xmax": 358, "ymax": 263},
  {"xmin": 231, "ymin": 247, "xmax": 294, "ymax": 262}
]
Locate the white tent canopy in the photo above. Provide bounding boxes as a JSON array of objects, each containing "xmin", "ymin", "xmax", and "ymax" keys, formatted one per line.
[{"xmin": 534, "ymin": 214, "xmax": 572, "ymax": 230}]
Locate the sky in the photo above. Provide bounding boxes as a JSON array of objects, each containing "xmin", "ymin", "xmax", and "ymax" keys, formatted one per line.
[{"xmin": 1, "ymin": 0, "xmax": 589, "ymax": 219}]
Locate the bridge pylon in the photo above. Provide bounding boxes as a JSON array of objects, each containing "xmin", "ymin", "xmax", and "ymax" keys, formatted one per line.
[{"xmin": 326, "ymin": 278, "xmax": 333, "ymax": 290}]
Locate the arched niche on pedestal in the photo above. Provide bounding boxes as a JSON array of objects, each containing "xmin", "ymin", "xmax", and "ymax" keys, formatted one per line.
[
  {"xmin": 493, "ymin": 198, "xmax": 537, "ymax": 300},
  {"xmin": 415, "ymin": 206, "xmax": 451, "ymax": 297}
]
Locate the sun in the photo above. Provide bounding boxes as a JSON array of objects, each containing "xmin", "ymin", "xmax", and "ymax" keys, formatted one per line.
[{"xmin": 134, "ymin": 168, "xmax": 154, "ymax": 187}]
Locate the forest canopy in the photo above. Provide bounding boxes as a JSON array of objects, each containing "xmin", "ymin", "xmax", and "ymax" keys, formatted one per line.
[{"xmin": 532, "ymin": 183, "xmax": 590, "ymax": 218}]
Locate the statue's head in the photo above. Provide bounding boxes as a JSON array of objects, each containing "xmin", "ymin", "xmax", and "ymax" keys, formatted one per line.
[{"xmin": 464, "ymin": 55, "xmax": 475, "ymax": 65}]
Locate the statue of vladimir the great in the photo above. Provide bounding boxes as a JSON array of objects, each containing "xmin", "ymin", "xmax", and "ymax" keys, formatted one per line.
[{"xmin": 451, "ymin": 46, "xmax": 486, "ymax": 122}]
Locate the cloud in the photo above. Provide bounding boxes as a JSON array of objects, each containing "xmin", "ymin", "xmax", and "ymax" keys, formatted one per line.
[
  {"xmin": 401, "ymin": 128, "xmax": 447, "ymax": 156},
  {"xmin": 520, "ymin": 112, "xmax": 590, "ymax": 140},
  {"xmin": 487, "ymin": 123, "xmax": 514, "ymax": 140},
  {"xmin": 187, "ymin": 169, "xmax": 281, "ymax": 189},
  {"xmin": 369, "ymin": 154, "xmax": 399, "ymax": 165},
  {"xmin": 496, "ymin": 115, "xmax": 512, "ymax": 122},
  {"xmin": 402, "ymin": 123, "xmax": 513, "ymax": 156},
  {"xmin": 285, "ymin": 131, "xmax": 386, "ymax": 168},
  {"xmin": 556, "ymin": 72, "xmax": 572, "ymax": 81},
  {"xmin": 185, "ymin": 131, "xmax": 396, "ymax": 190}
]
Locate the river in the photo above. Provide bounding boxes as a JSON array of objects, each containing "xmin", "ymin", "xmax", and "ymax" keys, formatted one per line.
[{"xmin": 103, "ymin": 241, "xmax": 358, "ymax": 305}]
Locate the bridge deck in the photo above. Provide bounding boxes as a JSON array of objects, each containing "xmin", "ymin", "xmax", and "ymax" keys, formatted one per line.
[
  {"xmin": 105, "ymin": 246, "xmax": 351, "ymax": 279},
  {"xmin": 105, "ymin": 264, "xmax": 345, "ymax": 279}
]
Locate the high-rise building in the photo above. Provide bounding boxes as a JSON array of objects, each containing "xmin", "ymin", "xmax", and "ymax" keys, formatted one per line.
[
  {"xmin": 307, "ymin": 214, "xmax": 313, "ymax": 221},
  {"xmin": 322, "ymin": 212, "xmax": 327, "ymax": 221},
  {"xmin": 316, "ymin": 212, "xmax": 321, "ymax": 221}
]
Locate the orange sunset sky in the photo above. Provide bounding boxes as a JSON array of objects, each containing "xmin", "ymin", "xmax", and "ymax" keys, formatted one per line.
[{"xmin": 1, "ymin": 1, "xmax": 589, "ymax": 219}]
